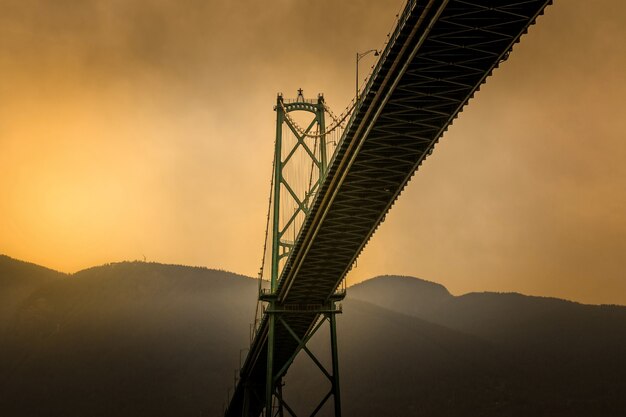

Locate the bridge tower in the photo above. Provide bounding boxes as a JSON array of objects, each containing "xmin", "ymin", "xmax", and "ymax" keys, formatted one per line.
[
  {"xmin": 252, "ymin": 91, "xmax": 344, "ymax": 417},
  {"xmin": 226, "ymin": 1, "xmax": 554, "ymax": 415}
]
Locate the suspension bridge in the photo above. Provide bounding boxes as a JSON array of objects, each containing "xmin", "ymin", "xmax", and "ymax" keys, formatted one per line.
[{"xmin": 224, "ymin": 0, "xmax": 553, "ymax": 415}]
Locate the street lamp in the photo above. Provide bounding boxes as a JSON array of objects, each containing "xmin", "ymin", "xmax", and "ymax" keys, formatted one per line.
[{"xmin": 356, "ymin": 49, "xmax": 380, "ymax": 103}]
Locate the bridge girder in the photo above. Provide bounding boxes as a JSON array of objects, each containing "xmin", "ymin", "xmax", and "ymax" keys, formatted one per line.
[{"xmin": 225, "ymin": 0, "xmax": 554, "ymax": 415}]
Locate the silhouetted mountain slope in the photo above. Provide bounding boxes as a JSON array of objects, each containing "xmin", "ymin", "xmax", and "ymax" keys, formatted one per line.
[
  {"xmin": 348, "ymin": 275, "xmax": 454, "ymax": 316},
  {"xmin": 0, "ymin": 255, "xmax": 66, "ymax": 332},
  {"xmin": 1, "ymin": 262, "xmax": 625, "ymax": 416},
  {"xmin": 1, "ymin": 261, "xmax": 258, "ymax": 417},
  {"xmin": 349, "ymin": 275, "xmax": 626, "ymax": 416},
  {"xmin": 350, "ymin": 275, "xmax": 626, "ymax": 353},
  {"xmin": 286, "ymin": 298, "xmax": 510, "ymax": 417}
]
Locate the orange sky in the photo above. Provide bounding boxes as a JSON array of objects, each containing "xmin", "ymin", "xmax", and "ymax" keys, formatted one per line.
[{"xmin": 1, "ymin": 0, "xmax": 625, "ymax": 305}]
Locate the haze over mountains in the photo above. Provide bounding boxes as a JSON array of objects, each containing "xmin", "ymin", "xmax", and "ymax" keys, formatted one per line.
[{"xmin": 1, "ymin": 254, "xmax": 624, "ymax": 416}]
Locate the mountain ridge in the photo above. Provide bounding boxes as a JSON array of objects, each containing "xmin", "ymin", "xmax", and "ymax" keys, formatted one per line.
[
  {"xmin": 1, "ymin": 255, "xmax": 625, "ymax": 416},
  {"xmin": 0, "ymin": 254, "xmax": 67, "ymax": 333}
]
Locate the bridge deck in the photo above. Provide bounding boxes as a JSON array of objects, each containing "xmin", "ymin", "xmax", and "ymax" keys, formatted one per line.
[{"xmin": 226, "ymin": 0, "xmax": 552, "ymax": 415}]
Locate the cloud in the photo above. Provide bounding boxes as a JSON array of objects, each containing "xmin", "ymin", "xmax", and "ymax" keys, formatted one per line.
[{"xmin": 1, "ymin": 0, "xmax": 624, "ymax": 305}]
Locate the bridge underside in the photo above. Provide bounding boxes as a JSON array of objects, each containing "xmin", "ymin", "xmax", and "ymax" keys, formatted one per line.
[{"xmin": 226, "ymin": 0, "xmax": 552, "ymax": 415}]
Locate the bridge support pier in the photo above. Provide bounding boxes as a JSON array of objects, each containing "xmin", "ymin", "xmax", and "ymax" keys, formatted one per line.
[
  {"xmin": 265, "ymin": 311, "xmax": 276, "ymax": 417},
  {"xmin": 329, "ymin": 308, "xmax": 342, "ymax": 417},
  {"xmin": 263, "ymin": 301, "xmax": 343, "ymax": 417}
]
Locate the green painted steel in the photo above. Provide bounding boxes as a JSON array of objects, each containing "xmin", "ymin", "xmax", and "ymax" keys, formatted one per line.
[
  {"xmin": 271, "ymin": 94, "xmax": 328, "ymax": 287},
  {"xmin": 330, "ymin": 310, "xmax": 341, "ymax": 417},
  {"xmin": 270, "ymin": 100, "xmax": 283, "ymax": 293},
  {"xmin": 263, "ymin": 304, "xmax": 343, "ymax": 417},
  {"xmin": 225, "ymin": 1, "xmax": 554, "ymax": 415},
  {"xmin": 262, "ymin": 93, "xmax": 342, "ymax": 417}
]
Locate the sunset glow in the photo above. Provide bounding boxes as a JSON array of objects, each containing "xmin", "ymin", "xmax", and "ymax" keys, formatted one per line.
[{"xmin": 1, "ymin": 0, "xmax": 625, "ymax": 304}]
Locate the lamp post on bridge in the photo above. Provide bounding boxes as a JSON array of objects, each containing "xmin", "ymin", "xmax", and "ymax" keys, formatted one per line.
[{"xmin": 356, "ymin": 49, "xmax": 379, "ymax": 103}]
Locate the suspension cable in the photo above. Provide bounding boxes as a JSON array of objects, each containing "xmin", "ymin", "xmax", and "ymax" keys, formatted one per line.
[
  {"xmin": 307, "ymin": 125, "xmax": 319, "ymax": 202},
  {"xmin": 257, "ymin": 150, "xmax": 275, "ymax": 282},
  {"xmin": 323, "ymin": 102, "xmax": 348, "ymax": 128},
  {"xmin": 254, "ymin": 139, "xmax": 276, "ymax": 332},
  {"xmin": 253, "ymin": 99, "xmax": 353, "ymax": 334},
  {"xmin": 279, "ymin": 99, "xmax": 356, "ymax": 139}
]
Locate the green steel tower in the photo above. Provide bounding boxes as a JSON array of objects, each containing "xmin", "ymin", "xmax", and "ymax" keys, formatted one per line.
[{"xmin": 257, "ymin": 90, "xmax": 344, "ymax": 417}]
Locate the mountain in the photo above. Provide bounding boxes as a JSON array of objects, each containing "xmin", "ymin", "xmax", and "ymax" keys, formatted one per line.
[
  {"xmin": 1, "ymin": 258, "xmax": 625, "ymax": 416},
  {"xmin": 0, "ymin": 260, "xmax": 258, "ymax": 417},
  {"xmin": 286, "ymin": 298, "xmax": 509, "ymax": 417},
  {"xmin": 350, "ymin": 275, "xmax": 626, "ymax": 352},
  {"xmin": 0, "ymin": 255, "xmax": 66, "ymax": 333},
  {"xmin": 349, "ymin": 275, "xmax": 626, "ymax": 416}
]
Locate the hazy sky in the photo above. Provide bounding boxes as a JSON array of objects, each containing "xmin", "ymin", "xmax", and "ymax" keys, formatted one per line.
[{"xmin": 1, "ymin": 0, "xmax": 625, "ymax": 305}]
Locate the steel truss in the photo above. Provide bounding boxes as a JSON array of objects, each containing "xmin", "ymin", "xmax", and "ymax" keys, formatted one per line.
[
  {"xmin": 255, "ymin": 93, "xmax": 342, "ymax": 417},
  {"xmin": 225, "ymin": 1, "xmax": 553, "ymax": 416},
  {"xmin": 270, "ymin": 93, "xmax": 327, "ymax": 279},
  {"xmin": 258, "ymin": 301, "xmax": 343, "ymax": 417}
]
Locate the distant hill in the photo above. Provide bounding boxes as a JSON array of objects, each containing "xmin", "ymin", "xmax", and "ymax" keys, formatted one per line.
[
  {"xmin": 0, "ymin": 255, "xmax": 66, "ymax": 332},
  {"xmin": 1, "ymin": 258, "xmax": 625, "ymax": 416},
  {"xmin": 286, "ymin": 298, "xmax": 509, "ymax": 417},
  {"xmin": 0, "ymin": 260, "xmax": 258, "ymax": 417},
  {"xmin": 350, "ymin": 275, "xmax": 626, "ymax": 353},
  {"xmin": 349, "ymin": 275, "xmax": 626, "ymax": 416}
]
